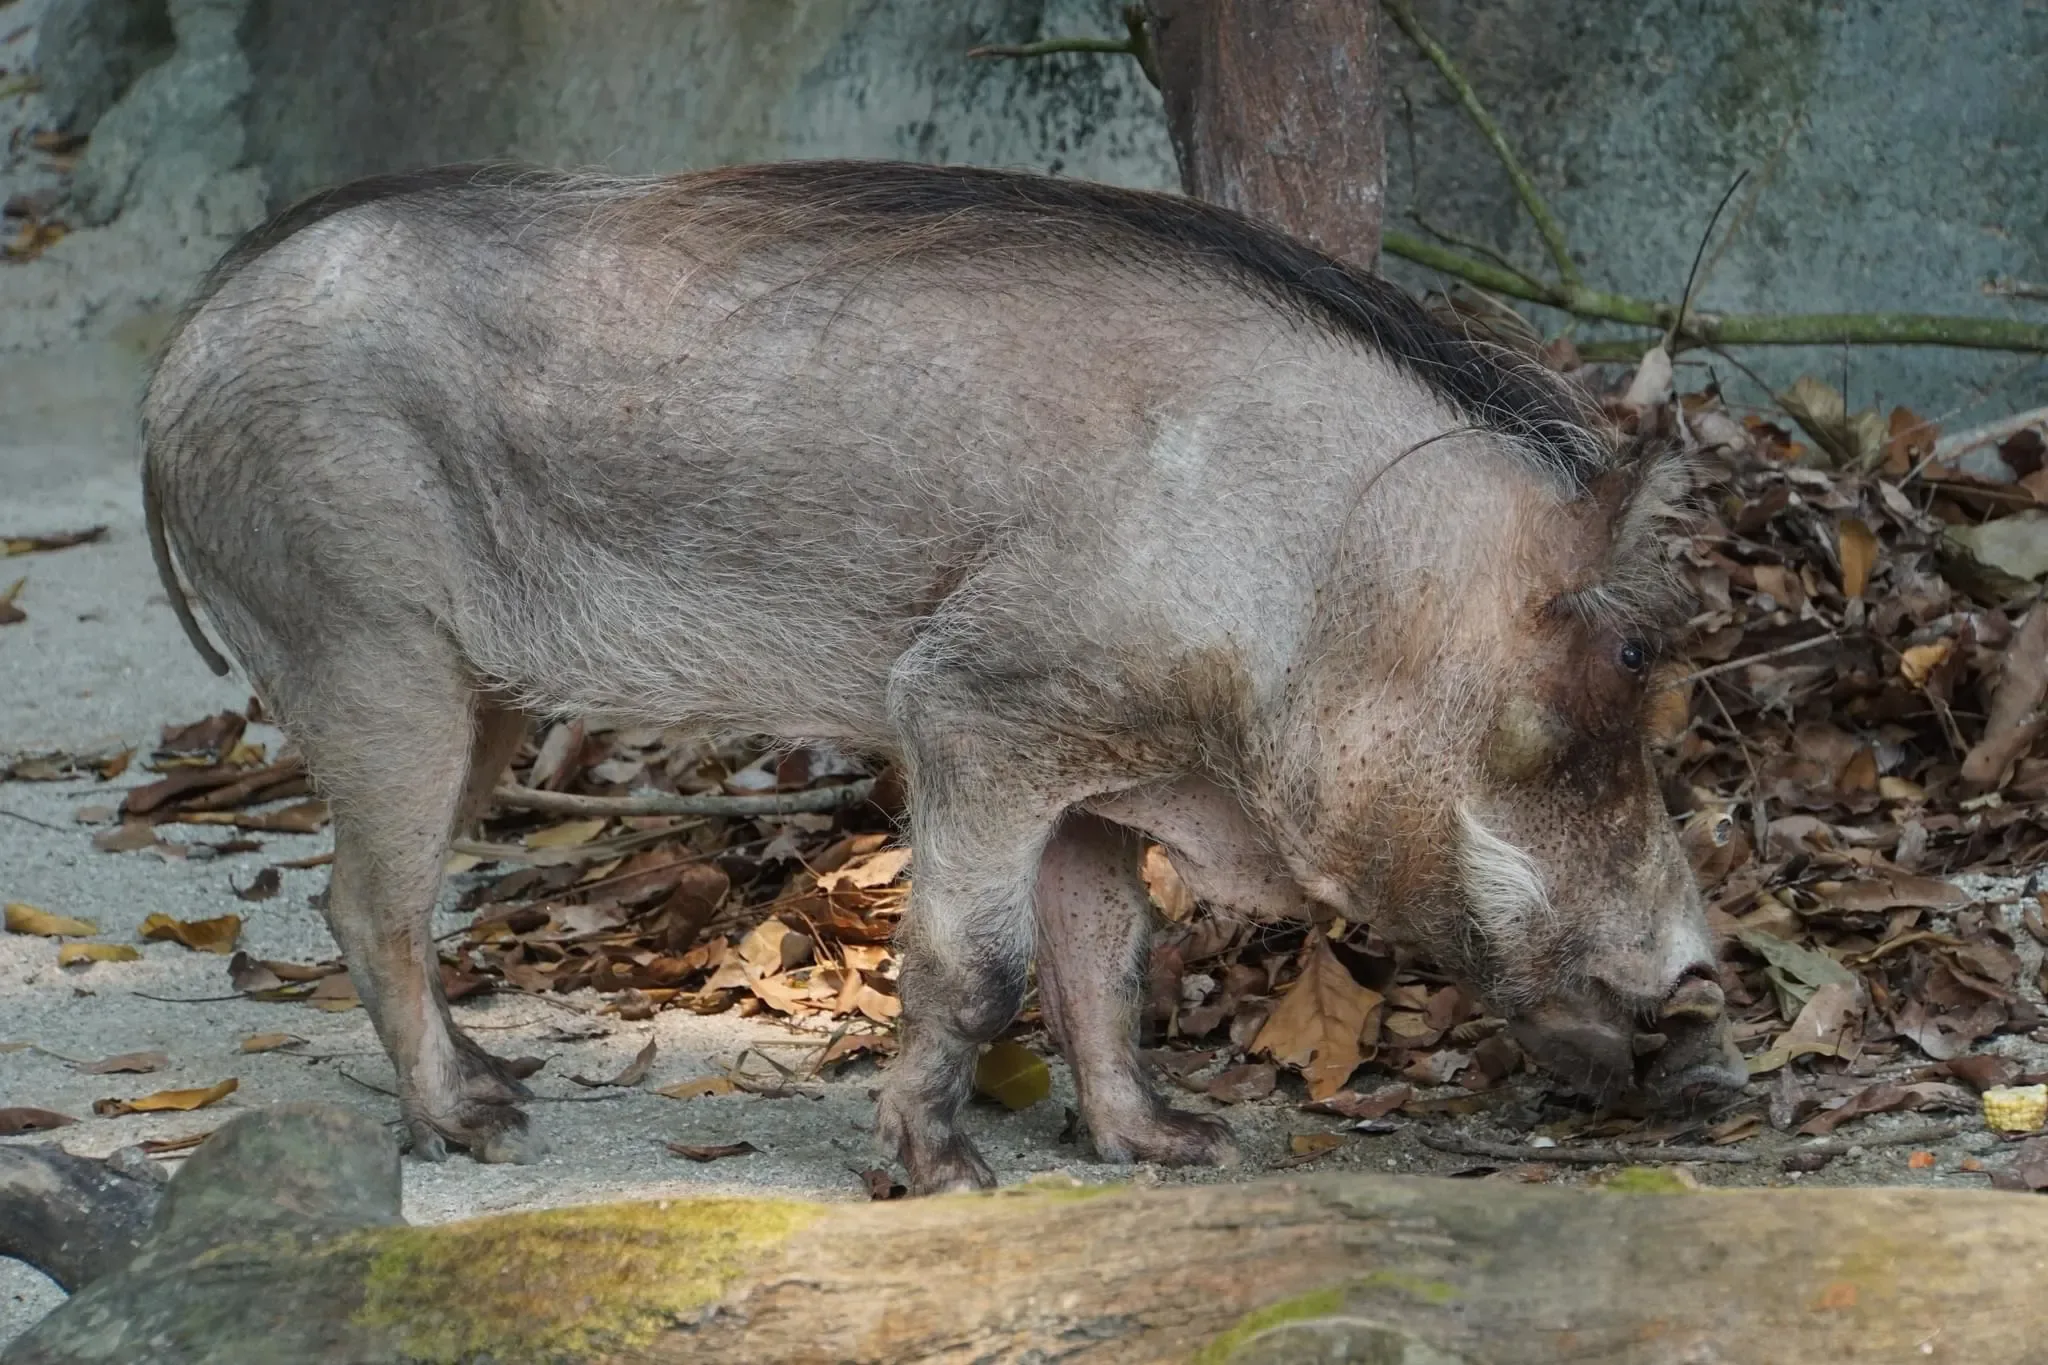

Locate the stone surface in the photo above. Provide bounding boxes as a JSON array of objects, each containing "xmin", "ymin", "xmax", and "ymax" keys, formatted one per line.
[
  {"xmin": 31, "ymin": 0, "xmax": 171, "ymax": 133},
  {"xmin": 1379, "ymin": 0, "xmax": 2048, "ymax": 417},
  {"xmin": 14, "ymin": 0, "xmax": 2048, "ymax": 419}
]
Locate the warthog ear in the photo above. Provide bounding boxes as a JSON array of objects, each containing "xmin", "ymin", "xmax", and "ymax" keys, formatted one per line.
[{"xmin": 1485, "ymin": 695, "xmax": 1564, "ymax": 782}]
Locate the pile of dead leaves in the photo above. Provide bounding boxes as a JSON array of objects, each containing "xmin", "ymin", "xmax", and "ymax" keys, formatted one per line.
[{"xmin": 1619, "ymin": 372, "xmax": 2048, "ymax": 1148}]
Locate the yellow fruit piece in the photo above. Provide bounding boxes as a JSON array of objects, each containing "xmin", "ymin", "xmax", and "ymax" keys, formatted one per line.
[
  {"xmin": 974, "ymin": 1040, "xmax": 1051, "ymax": 1111},
  {"xmin": 1983, "ymin": 1084, "xmax": 2048, "ymax": 1133}
]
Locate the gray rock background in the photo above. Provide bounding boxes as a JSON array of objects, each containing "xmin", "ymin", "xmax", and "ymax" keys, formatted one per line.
[{"xmin": 9, "ymin": 0, "xmax": 2046, "ymax": 417}]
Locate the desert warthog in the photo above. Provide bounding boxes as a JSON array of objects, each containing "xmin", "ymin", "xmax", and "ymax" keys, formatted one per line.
[{"xmin": 145, "ymin": 161, "xmax": 1744, "ymax": 1191}]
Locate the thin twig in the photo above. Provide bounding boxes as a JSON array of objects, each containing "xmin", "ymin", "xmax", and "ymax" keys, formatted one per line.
[
  {"xmin": 0, "ymin": 807, "xmax": 70, "ymax": 832},
  {"xmin": 491, "ymin": 779, "xmax": 876, "ymax": 820},
  {"xmin": 1702, "ymin": 678, "xmax": 1769, "ymax": 856},
  {"xmin": 1380, "ymin": 0, "xmax": 1579, "ymax": 288},
  {"xmin": 1408, "ymin": 213, "xmax": 1545, "ymax": 293},
  {"xmin": 1673, "ymin": 633, "xmax": 1842, "ymax": 686},
  {"xmin": 1417, "ymin": 1132, "xmax": 1757, "ymax": 1165},
  {"xmin": 967, "ymin": 4, "xmax": 1158, "ymax": 88},
  {"xmin": 1665, "ymin": 171, "xmax": 1749, "ymax": 354},
  {"xmin": 337, "ymin": 1069, "xmax": 397, "ymax": 1097},
  {"xmin": 968, "ymin": 35, "xmax": 1135, "ymax": 60}
]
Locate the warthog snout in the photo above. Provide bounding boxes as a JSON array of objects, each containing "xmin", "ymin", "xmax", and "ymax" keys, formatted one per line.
[{"xmin": 1510, "ymin": 967, "xmax": 1746, "ymax": 1113}]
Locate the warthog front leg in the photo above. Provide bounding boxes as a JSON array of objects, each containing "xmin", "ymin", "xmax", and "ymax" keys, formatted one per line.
[
  {"xmin": 1035, "ymin": 813, "xmax": 1239, "ymax": 1168},
  {"xmin": 873, "ymin": 666, "xmax": 1084, "ymax": 1193}
]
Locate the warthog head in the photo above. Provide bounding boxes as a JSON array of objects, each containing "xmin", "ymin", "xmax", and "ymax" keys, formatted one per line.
[{"xmin": 1284, "ymin": 432, "xmax": 1744, "ymax": 1112}]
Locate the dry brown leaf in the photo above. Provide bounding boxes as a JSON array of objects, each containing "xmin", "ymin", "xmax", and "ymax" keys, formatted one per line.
[
  {"xmin": 1302, "ymin": 1084, "xmax": 1413, "ymax": 1121},
  {"xmin": 92, "ymin": 1077, "xmax": 238, "ymax": 1117},
  {"xmin": 308, "ymin": 972, "xmax": 360, "ymax": 1011},
  {"xmin": 656, "ymin": 1075, "xmax": 736, "ymax": 1101},
  {"xmin": 813, "ymin": 845, "xmax": 911, "ymax": 892},
  {"xmin": 1287, "ymin": 1132, "xmax": 1346, "ymax": 1159},
  {"xmin": 1836, "ymin": 518, "xmax": 1878, "ymax": 598},
  {"xmin": 57, "ymin": 942, "xmax": 141, "ymax": 967},
  {"xmin": 524, "ymin": 817, "xmax": 609, "ymax": 850},
  {"xmin": 0, "ymin": 1107, "xmax": 77, "ymax": 1135},
  {"xmin": 1141, "ymin": 844, "xmax": 1196, "ymax": 922},
  {"xmin": 1898, "ymin": 639, "xmax": 1953, "ymax": 687},
  {"xmin": 1251, "ymin": 937, "xmax": 1383, "ymax": 1100},
  {"xmin": 91, "ymin": 822, "xmax": 161, "ymax": 853},
  {"xmin": 6, "ymin": 902, "xmax": 98, "ymax": 937},
  {"xmin": 138, "ymin": 1131, "xmax": 214, "ymax": 1156},
  {"xmin": 3, "ymin": 526, "xmax": 106, "ymax": 555},
  {"xmin": 233, "ymin": 867, "xmax": 283, "ymax": 902},
  {"xmin": 140, "ymin": 912, "xmax": 242, "ymax": 955},
  {"xmin": 239, "ymin": 1032, "xmax": 305, "ymax": 1054},
  {"xmin": 666, "ymin": 1140, "xmax": 758, "ymax": 1162},
  {"xmin": 569, "ymin": 1038, "xmax": 656, "ymax": 1089},
  {"xmin": 1961, "ymin": 603, "xmax": 2048, "ymax": 787},
  {"xmin": 736, "ymin": 920, "xmax": 811, "ymax": 977},
  {"xmin": 1747, "ymin": 980, "xmax": 1861, "ymax": 1075},
  {"xmin": 1206, "ymin": 1062, "xmax": 1278, "ymax": 1104}
]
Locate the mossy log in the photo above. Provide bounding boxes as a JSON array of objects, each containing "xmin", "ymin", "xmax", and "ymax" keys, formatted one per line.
[{"xmin": 7, "ymin": 1104, "xmax": 2047, "ymax": 1364}]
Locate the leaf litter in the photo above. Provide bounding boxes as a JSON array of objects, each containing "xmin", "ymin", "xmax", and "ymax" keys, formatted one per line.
[{"xmin": 8, "ymin": 379, "xmax": 2048, "ymax": 1188}]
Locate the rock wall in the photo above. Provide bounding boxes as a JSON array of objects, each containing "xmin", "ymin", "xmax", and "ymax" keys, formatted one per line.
[{"xmin": 14, "ymin": 0, "xmax": 2047, "ymax": 415}]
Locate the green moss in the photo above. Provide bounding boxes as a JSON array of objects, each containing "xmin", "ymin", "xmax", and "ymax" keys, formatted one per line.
[
  {"xmin": 997, "ymin": 1174, "xmax": 1128, "ymax": 1201},
  {"xmin": 349, "ymin": 1197, "xmax": 820, "ymax": 1363},
  {"xmin": 1355, "ymin": 1270, "xmax": 1459, "ymax": 1305},
  {"xmin": 1600, "ymin": 1167, "xmax": 1700, "ymax": 1195},
  {"xmin": 1195, "ymin": 1287, "xmax": 1348, "ymax": 1365}
]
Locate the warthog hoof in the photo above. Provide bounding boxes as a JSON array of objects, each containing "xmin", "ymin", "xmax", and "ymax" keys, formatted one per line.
[
  {"xmin": 404, "ymin": 1100, "xmax": 547, "ymax": 1165},
  {"xmin": 1092, "ymin": 1107, "xmax": 1240, "ymax": 1168}
]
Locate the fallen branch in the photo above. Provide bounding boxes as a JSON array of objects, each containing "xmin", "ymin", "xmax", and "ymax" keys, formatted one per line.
[
  {"xmin": 1932, "ymin": 404, "xmax": 2048, "ymax": 462},
  {"xmin": 491, "ymin": 779, "xmax": 876, "ymax": 820},
  {"xmin": 1791, "ymin": 1121, "xmax": 1967, "ymax": 1160},
  {"xmin": 17, "ymin": 1104, "xmax": 2048, "ymax": 1363},
  {"xmin": 1416, "ymin": 1131, "xmax": 1757, "ymax": 1165},
  {"xmin": 967, "ymin": 3, "xmax": 1160, "ymax": 88},
  {"xmin": 1384, "ymin": 228, "xmax": 2048, "ymax": 351}
]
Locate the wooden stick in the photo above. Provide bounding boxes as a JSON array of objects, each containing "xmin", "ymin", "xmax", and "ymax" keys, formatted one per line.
[
  {"xmin": 490, "ymin": 779, "xmax": 876, "ymax": 819},
  {"xmin": 1417, "ymin": 1132, "xmax": 1757, "ymax": 1165}
]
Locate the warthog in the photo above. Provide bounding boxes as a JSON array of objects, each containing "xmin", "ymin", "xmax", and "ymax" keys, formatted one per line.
[{"xmin": 145, "ymin": 161, "xmax": 1744, "ymax": 1191}]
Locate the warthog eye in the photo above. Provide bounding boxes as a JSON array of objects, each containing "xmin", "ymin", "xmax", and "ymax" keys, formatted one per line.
[{"xmin": 1618, "ymin": 640, "xmax": 1649, "ymax": 675}]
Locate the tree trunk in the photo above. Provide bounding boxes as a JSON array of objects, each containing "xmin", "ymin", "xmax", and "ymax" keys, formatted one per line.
[
  {"xmin": 9, "ymin": 1105, "xmax": 2048, "ymax": 1364},
  {"xmin": 1146, "ymin": 0, "xmax": 1385, "ymax": 267}
]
